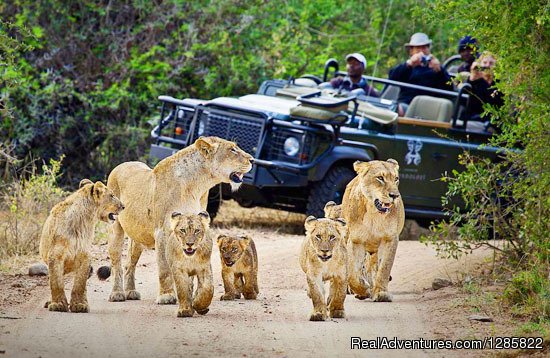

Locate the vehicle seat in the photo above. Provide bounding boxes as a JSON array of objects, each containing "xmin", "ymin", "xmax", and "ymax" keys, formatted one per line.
[
  {"xmin": 405, "ymin": 95, "xmax": 454, "ymax": 122},
  {"xmin": 380, "ymin": 85, "xmax": 400, "ymax": 102},
  {"xmin": 294, "ymin": 77, "xmax": 319, "ymax": 87}
]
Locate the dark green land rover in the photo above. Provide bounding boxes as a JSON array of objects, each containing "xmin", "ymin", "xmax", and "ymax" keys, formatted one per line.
[{"xmin": 149, "ymin": 59, "xmax": 503, "ymax": 223}]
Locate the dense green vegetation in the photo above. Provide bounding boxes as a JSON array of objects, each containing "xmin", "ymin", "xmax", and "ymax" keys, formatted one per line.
[
  {"xmin": 1, "ymin": 0, "xmax": 456, "ymax": 183},
  {"xmin": 1, "ymin": 0, "xmax": 548, "ymax": 323}
]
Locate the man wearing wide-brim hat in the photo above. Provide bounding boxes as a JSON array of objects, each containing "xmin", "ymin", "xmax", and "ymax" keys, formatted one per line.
[{"xmin": 389, "ymin": 32, "xmax": 453, "ymax": 115}]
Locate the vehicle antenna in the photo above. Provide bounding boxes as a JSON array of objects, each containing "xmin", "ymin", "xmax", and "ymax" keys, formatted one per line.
[{"xmin": 370, "ymin": 0, "xmax": 394, "ymax": 83}]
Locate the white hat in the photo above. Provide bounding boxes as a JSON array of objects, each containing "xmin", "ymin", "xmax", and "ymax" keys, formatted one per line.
[
  {"xmin": 404, "ymin": 33, "xmax": 432, "ymax": 47},
  {"xmin": 345, "ymin": 53, "xmax": 367, "ymax": 68}
]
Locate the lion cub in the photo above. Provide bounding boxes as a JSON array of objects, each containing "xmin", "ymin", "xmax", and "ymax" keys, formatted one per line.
[
  {"xmin": 217, "ymin": 235, "xmax": 259, "ymax": 300},
  {"xmin": 300, "ymin": 216, "xmax": 347, "ymax": 321},
  {"xmin": 40, "ymin": 179, "xmax": 124, "ymax": 313},
  {"xmin": 165, "ymin": 211, "xmax": 214, "ymax": 317}
]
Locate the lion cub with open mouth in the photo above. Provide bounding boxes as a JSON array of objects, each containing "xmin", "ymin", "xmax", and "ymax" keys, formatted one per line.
[
  {"xmin": 217, "ymin": 235, "xmax": 259, "ymax": 300},
  {"xmin": 300, "ymin": 215, "xmax": 347, "ymax": 321},
  {"xmin": 40, "ymin": 179, "xmax": 124, "ymax": 313},
  {"xmin": 165, "ymin": 211, "xmax": 214, "ymax": 317}
]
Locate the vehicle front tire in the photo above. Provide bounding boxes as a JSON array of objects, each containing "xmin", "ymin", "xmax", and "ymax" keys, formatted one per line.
[{"xmin": 306, "ymin": 166, "xmax": 356, "ymax": 218}]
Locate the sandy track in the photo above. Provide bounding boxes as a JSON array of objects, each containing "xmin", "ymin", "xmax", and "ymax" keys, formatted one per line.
[{"xmin": 0, "ymin": 230, "xmax": 488, "ymax": 358}]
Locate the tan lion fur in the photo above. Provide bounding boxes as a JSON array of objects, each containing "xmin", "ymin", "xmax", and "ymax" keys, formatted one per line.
[
  {"xmin": 217, "ymin": 235, "xmax": 259, "ymax": 301},
  {"xmin": 341, "ymin": 159, "xmax": 405, "ymax": 302},
  {"xmin": 165, "ymin": 211, "xmax": 214, "ymax": 317},
  {"xmin": 105, "ymin": 136, "xmax": 253, "ymax": 303},
  {"xmin": 300, "ymin": 216, "xmax": 347, "ymax": 321},
  {"xmin": 39, "ymin": 180, "xmax": 124, "ymax": 313}
]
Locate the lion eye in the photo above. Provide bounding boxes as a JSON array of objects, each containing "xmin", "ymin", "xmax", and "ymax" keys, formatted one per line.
[
  {"xmin": 329, "ymin": 235, "xmax": 335, "ymax": 241},
  {"xmin": 231, "ymin": 147, "xmax": 238, "ymax": 154},
  {"xmin": 180, "ymin": 229, "xmax": 186, "ymax": 234},
  {"xmin": 315, "ymin": 235, "xmax": 321, "ymax": 241},
  {"xmin": 232, "ymin": 247, "xmax": 238, "ymax": 252},
  {"xmin": 395, "ymin": 177, "xmax": 399, "ymax": 183},
  {"xmin": 376, "ymin": 176, "xmax": 384, "ymax": 183},
  {"xmin": 194, "ymin": 229, "xmax": 201, "ymax": 235}
]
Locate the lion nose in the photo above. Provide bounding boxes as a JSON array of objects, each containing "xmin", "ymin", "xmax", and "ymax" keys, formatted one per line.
[
  {"xmin": 389, "ymin": 192, "xmax": 400, "ymax": 200},
  {"xmin": 249, "ymin": 158, "xmax": 254, "ymax": 164},
  {"xmin": 186, "ymin": 242, "xmax": 194, "ymax": 247},
  {"xmin": 121, "ymin": 205, "xmax": 125, "ymax": 210},
  {"xmin": 321, "ymin": 249, "xmax": 330, "ymax": 254}
]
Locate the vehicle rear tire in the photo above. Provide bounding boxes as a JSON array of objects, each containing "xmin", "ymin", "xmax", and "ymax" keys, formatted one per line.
[
  {"xmin": 206, "ymin": 185, "xmax": 221, "ymax": 220},
  {"xmin": 306, "ymin": 166, "xmax": 356, "ymax": 218}
]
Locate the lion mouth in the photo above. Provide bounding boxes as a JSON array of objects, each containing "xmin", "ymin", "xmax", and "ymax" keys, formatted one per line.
[
  {"xmin": 108, "ymin": 213, "xmax": 118, "ymax": 222},
  {"xmin": 318, "ymin": 255, "xmax": 332, "ymax": 262},
  {"xmin": 230, "ymin": 172, "xmax": 244, "ymax": 183},
  {"xmin": 224, "ymin": 260, "xmax": 235, "ymax": 267},
  {"xmin": 374, "ymin": 199, "xmax": 392, "ymax": 214},
  {"xmin": 184, "ymin": 248, "xmax": 196, "ymax": 256}
]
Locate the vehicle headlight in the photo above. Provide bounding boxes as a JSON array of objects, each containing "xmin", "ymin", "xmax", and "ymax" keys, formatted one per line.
[
  {"xmin": 197, "ymin": 118, "xmax": 207, "ymax": 136},
  {"xmin": 283, "ymin": 137, "xmax": 300, "ymax": 157}
]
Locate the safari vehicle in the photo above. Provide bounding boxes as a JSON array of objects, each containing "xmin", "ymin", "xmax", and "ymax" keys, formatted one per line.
[{"xmin": 149, "ymin": 59, "xmax": 502, "ymax": 223}]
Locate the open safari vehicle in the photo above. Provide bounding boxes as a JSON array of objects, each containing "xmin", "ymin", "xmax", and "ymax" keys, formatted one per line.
[{"xmin": 149, "ymin": 59, "xmax": 503, "ymax": 223}]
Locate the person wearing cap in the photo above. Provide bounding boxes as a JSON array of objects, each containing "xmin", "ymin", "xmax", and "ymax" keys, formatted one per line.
[
  {"xmin": 389, "ymin": 32, "xmax": 452, "ymax": 115},
  {"xmin": 457, "ymin": 35, "xmax": 479, "ymax": 73},
  {"xmin": 321, "ymin": 53, "xmax": 379, "ymax": 97}
]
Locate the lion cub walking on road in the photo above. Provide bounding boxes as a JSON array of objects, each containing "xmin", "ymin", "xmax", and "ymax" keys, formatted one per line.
[
  {"xmin": 217, "ymin": 235, "xmax": 259, "ymax": 300},
  {"xmin": 40, "ymin": 179, "xmax": 124, "ymax": 313},
  {"xmin": 165, "ymin": 211, "xmax": 214, "ymax": 317},
  {"xmin": 300, "ymin": 216, "xmax": 347, "ymax": 321}
]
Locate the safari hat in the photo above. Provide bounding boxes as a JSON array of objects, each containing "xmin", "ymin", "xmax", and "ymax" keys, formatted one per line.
[
  {"xmin": 345, "ymin": 53, "xmax": 367, "ymax": 68},
  {"xmin": 404, "ymin": 33, "xmax": 432, "ymax": 47}
]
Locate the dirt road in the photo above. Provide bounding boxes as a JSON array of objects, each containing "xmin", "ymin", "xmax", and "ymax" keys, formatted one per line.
[{"xmin": 0, "ymin": 228, "xmax": 488, "ymax": 358}]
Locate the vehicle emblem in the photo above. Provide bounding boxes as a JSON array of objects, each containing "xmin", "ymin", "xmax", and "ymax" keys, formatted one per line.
[{"xmin": 405, "ymin": 140, "xmax": 423, "ymax": 166}]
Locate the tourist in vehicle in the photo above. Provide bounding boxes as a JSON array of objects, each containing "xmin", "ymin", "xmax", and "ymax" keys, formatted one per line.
[
  {"xmin": 388, "ymin": 32, "xmax": 453, "ymax": 116},
  {"xmin": 457, "ymin": 35, "xmax": 479, "ymax": 73},
  {"xmin": 319, "ymin": 53, "xmax": 379, "ymax": 97},
  {"xmin": 466, "ymin": 51, "xmax": 504, "ymax": 123}
]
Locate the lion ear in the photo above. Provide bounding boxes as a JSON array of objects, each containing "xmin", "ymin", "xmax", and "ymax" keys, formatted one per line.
[
  {"xmin": 353, "ymin": 161, "xmax": 370, "ymax": 174},
  {"xmin": 324, "ymin": 201, "xmax": 336, "ymax": 209},
  {"xmin": 198, "ymin": 210, "xmax": 210, "ymax": 225},
  {"xmin": 334, "ymin": 218, "xmax": 347, "ymax": 227},
  {"xmin": 216, "ymin": 235, "xmax": 225, "ymax": 246},
  {"xmin": 91, "ymin": 181, "xmax": 107, "ymax": 202},
  {"xmin": 195, "ymin": 137, "xmax": 219, "ymax": 159},
  {"xmin": 170, "ymin": 212, "xmax": 182, "ymax": 231},
  {"xmin": 79, "ymin": 179, "xmax": 93, "ymax": 188},
  {"xmin": 238, "ymin": 236, "xmax": 251, "ymax": 250},
  {"xmin": 387, "ymin": 158, "xmax": 399, "ymax": 171},
  {"xmin": 304, "ymin": 215, "xmax": 317, "ymax": 231}
]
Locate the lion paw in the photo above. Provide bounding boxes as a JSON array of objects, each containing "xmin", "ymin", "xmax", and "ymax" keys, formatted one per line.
[
  {"xmin": 125, "ymin": 290, "xmax": 141, "ymax": 300},
  {"xmin": 177, "ymin": 308, "xmax": 194, "ymax": 318},
  {"xmin": 44, "ymin": 300, "xmax": 51, "ymax": 308},
  {"xmin": 309, "ymin": 311, "xmax": 327, "ymax": 321},
  {"xmin": 109, "ymin": 291, "xmax": 126, "ymax": 302},
  {"xmin": 373, "ymin": 291, "xmax": 393, "ymax": 302},
  {"xmin": 48, "ymin": 301, "xmax": 68, "ymax": 312},
  {"xmin": 220, "ymin": 293, "xmax": 235, "ymax": 301},
  {"xmin": 243, "ymin": 292, "xmax": 257, "ymax": 300},
  {"xmin": 70, "ymin": 302, "xmax": 89, "ymax": 313},
  {"xmin": 156, "ymin": 293, "xmax": 177, "ymax": 305},
  {"xmin": 330, "ymin": 309, "xmax": 345, "ymax": 319},
  {"xmin": 194, "ymin": 308, "xmax": 209, "ymax": 315},
  {"xmin": 354, "ymin": 294, "xmax": 370, "ymax": 300}
]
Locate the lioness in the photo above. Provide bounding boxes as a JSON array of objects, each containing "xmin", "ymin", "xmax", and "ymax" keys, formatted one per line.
[
  {"xmin": 342, "ymin": 159, "xmax": 404, "ymax": 302},
  {"xmin": 40, "ymin": 179, "xmax": 124, "ymax": 312},
  {"xmin": 300, "ymin": 216, "xmax": 347, "ymax": 321},
  {"xmin": 217, "ymin": 235, "xmax": 259, "ymax": 300},
  {"xmin": 106, "ymin": 136, "xmax": 253, "ymax": 303},
  {"xmin": 166, "ymin": 211, "xmax": 213, "ymax": 317}
]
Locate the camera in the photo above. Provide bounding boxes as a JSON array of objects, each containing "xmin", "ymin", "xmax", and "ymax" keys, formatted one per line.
[{"xmin": 420, "ymin": 55, "xmax": 433, "ymax": 66}]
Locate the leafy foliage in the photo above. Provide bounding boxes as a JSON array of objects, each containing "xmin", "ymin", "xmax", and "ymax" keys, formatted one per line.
[
  {"xmin": 420, "ymin": 0, "xmax": 549, "ymax": 320},
  {"xmin": 1, "ymin": 0, "xmax": 452, "ymax": 184}
]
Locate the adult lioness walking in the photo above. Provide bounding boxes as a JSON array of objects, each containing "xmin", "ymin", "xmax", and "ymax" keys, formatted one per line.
[
  {"xmin": 106, "ymin": 136, "xmax": 253, "ymax": 303},
  {"xmin": 342, "ymin": 159, "xmax": 404, "ymax": 302}
]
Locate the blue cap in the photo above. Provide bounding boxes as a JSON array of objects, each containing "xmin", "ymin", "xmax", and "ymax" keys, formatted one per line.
[{"xmin": 458, "ymin": 36, "xmax": 478, "ymax": 53}]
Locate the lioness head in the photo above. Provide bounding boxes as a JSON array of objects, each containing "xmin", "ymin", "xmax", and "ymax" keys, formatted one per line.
[
  {"xmin": 353, "ymin": 159, "xmax": 401, "ymax": 214},
  {"xmin": 304, "ymin": 216, "xmax": 346, "ymax": 262},
  {"xmin": 82, "ymin": 180, "xmax": 124, "ymax": 223},
  {"xmin": 217, "ymin": 235, "xmax": 251, "ymax": 267},
  {"xmin": 324, "ymin": 201, "xmax": 343, "ymax": 220},
  {"xmin": 194, "ymin": 136, "xmax": 254, "ymax": 191},
  {"xmin": 170, "ymin": 211, "xmax": 210, "ymax": 256}
]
